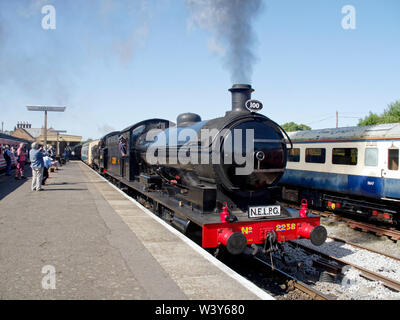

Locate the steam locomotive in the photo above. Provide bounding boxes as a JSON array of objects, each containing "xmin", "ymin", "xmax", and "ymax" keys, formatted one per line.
[{"xmin": 84, "ymin": 84, "xmax": 327, "ymax": 255}]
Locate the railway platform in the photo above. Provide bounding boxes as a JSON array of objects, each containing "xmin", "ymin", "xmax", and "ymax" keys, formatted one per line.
[{"xmin": 0, "ymin": 161, "xmax": 273, "ymax": 300}]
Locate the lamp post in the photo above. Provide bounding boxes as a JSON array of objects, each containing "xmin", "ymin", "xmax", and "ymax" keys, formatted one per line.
[{"xmin": 26, "ymin": 106, "xmax": 66, "ymax": 147}]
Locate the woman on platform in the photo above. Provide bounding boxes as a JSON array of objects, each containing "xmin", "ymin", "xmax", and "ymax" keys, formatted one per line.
[{"xmin": 15, "ymin": 143, "xmax": 26, "ymax": 180}]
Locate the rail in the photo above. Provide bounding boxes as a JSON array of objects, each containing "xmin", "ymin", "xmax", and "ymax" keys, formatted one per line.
[
  {"xmin": 250, "ymin": 254, "xmax": 333, "ymax": 300},
  {"xmin": 282, "ymin": 202, "xmax": 400, "ymax": 241},
  {"xmin": 291, "ymin": 241, "xmax": 400, "ymax": 293}
]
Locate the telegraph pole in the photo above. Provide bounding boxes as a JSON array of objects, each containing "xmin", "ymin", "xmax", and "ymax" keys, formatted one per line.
[
  {"xmin": 44, "ymin": 110, "xmax": 47, "ymax": 146},
  {"xmin": 336, "ymin": 111, "xmax": 339, "ymax": 128}
]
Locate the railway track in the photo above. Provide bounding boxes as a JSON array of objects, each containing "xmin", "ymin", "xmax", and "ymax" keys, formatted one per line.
[
  {"xmin": 290, "ymin": 240, "xmax": 400, "ymax": 293},
  {"xmin": 282, "ymin": 202, "xmax": 400, "ymax": 241},
  {"xmin": 327, "ymin": 235, "xmax": 400, "ymax": 262},
  {"xmin": 340, "ymin": 219, "xmax": 400, "ymax": 241},
  {"xmin": 244, "ymin": 231, "xmax": 400, "ymax": 299},
  {"xmin": 248, "ymin": 252, "xmax": 334, "ymax": 300}
]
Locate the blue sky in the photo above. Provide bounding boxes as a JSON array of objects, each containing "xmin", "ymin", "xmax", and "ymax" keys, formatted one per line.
[{"xmin": 0, "ymin": 0, "xmax": 399, "ymax": 140}]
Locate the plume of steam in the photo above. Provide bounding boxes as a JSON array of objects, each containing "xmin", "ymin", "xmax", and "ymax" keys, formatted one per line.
[
  {"xmin": 0, "ymin": 0, "xmax": 156, "ymax": 104},
  {"xmin": 16, "ymin": 0, "xmax": 53, "ymax": 18},
  {"xmin": 186, "ymin": 0, "xmax": 264, "ymax": 84}
]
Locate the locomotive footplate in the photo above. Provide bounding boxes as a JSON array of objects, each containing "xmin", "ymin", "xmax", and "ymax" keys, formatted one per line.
[{"xmin": 106, "ymin": 171, "xmax": 316, "ymax": 224}]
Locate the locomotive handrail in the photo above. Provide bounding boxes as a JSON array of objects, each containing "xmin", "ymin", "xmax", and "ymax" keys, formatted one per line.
[
  {"xmin": 269, "ymin": 120, "xmax": 293, "ymax": 151},
  {"xmin": 253, "ymin": 139, "xmax": 285, "ymax": 143},
  {"xmin": 200, "ymin": 114, "xmax": 290, "ymax": 150}
]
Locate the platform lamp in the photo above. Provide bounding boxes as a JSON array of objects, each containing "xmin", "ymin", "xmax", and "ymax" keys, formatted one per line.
[
  {"xmin": 49, "ymin": 129, "xmax": 67, "ymax": 157},
  {"xmin": 26, "ymin": 106, "xmax": 66, "ymax": 147}
]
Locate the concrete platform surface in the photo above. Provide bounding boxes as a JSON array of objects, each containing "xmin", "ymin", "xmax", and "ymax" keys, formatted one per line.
[{"xmin": 0, "ymin": 161, "xmax": 273, "ymax": 300}]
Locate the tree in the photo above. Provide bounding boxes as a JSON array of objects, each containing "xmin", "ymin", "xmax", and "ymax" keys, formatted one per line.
[
  {"xmin": 281, "ymin": 122, "xmax": 311, "ymax": 132},
  {"xmin": 358, "ymin": 101, "xmax": 400, "ymax": 126}
]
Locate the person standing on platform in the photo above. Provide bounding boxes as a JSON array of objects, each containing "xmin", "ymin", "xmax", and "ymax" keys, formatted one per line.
[
  {"xmin": 48, "ymin": 146, "xmax": 55, "ymax": 160},
  {"xmin": 29, "ymin": 142, "xmax": 45, "ymax": 191},
  {"xmin": 42, "ymin": 153, "xmax": 52, "ymax": 185},
  {"xmin": 63, "ymin": 147, "xmax": 70, "ymax": 163},
  {"xmin": 15, "ymin": 143, "xmax": 26, "ymax": 180},
  {"xmin": 64, "ymin": 146, "xmax": 71, "ymax": 163},
  {"xmin": 3, "ymin": 145, "xmax": 12, "ymax": 176}
]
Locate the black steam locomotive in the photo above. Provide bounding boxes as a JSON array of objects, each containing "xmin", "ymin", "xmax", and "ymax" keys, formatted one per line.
[{"xmin": 86, "ymin": 84, "xmax": 327, "ymax": 255}]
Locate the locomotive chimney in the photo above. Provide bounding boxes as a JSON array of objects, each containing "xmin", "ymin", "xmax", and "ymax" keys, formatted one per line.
[{"xmin": 229, "ymin": 84, "xmax": 254, "ymax": 113}]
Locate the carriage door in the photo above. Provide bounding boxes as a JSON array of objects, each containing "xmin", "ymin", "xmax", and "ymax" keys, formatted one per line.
[{"xmin": 382, "ymin": 148, "xmax": 400, "ymax": 199}]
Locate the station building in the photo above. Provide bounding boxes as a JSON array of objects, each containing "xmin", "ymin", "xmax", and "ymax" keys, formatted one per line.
[{"xmin": 11, "ymin": 121, "xmax": 82, "ymax": 155}]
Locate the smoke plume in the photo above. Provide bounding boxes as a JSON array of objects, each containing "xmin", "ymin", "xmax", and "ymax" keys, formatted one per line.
[
  {"xmin": 0, "ymin": 0, "xmax": 155, "ymax": 105},
  {"xmin": 186, "ymin": 0, "xmax": 264, "ymax": 84},
  {"xmin": 97, "ymin": 124, "xmax": 116, "ymax": 136}
]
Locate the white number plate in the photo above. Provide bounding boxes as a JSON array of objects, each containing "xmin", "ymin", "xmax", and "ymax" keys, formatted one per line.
[{"xmin": 248, "ymin": 205, "xmax": 281, "ymax": 218}]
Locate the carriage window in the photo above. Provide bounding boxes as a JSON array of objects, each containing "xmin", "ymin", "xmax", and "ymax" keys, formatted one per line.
[
  {"xmin": 332, "ymin": 148, "xmax": 358, "ymax": 165},
  {"xmin": 305, "ymin": 148, "xmax": 326, "ymax": 163},
  {"xmin": 388, "ymin": 149, "xmax": 399, "ymax": 171},
  {"xmin": 365, "ymin": 148, "xmax": 378, "ymax": 167},
  {"xmin": 288, "ymin": 148, "xmax": 300, "ymax": 162}
]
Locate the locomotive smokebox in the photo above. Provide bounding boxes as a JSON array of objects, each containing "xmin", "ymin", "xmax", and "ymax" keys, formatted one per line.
[{"xmin": 229, "ymin": 84, "xmax": 254, "ymax": 113}]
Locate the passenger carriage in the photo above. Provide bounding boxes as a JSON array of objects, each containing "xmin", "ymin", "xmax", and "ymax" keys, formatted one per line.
[
  {"xmin": 280, "ymin": 123, "xmax": 400, "ymax": 224},
  {"xmin": 0, "ymin": 133, "xmax": 30, "ymax": 172},
  {"xmin": 81, "ymin": 140, "xmax": 100, "ymax": 167}
]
